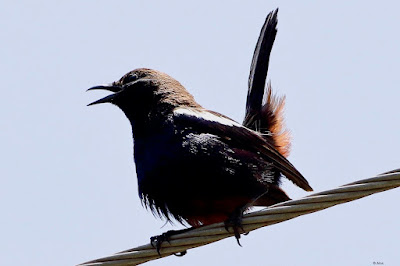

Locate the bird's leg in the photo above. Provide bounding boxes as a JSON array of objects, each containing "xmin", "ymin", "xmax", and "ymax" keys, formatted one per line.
[
  {"xmin": 150, "ymin": 227, "xmax": 193, "ymax": 256},
  {"xmin": 224, "ymin": 206, "xmax": 248, "ymax": 246}
]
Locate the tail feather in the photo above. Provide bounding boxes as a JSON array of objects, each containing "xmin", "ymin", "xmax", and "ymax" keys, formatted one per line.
[
  {"xmin": 245, "ymin": 8, "xmax": 278, "ymax": 121},
  {"xmin": 243, "ymin": 8, "xmax": 291, "ymax": 157}
]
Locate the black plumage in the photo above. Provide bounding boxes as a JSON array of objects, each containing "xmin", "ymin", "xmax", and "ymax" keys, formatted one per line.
[{"xmin": 88, "ymin": 8, "xmax": 312, "ymax": 246}]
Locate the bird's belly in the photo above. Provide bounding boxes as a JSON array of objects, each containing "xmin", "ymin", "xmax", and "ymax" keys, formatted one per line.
[
  {"xmin": 137, "ymin": 165, "xmax": 256, "ymax": 226},
  {"xmin": 133, "ymin": 132, "xmax": 269, "ymax": 225},
  {"xmin": 182, "ymin": 197, "xmax": 251, "ymax": 227}
]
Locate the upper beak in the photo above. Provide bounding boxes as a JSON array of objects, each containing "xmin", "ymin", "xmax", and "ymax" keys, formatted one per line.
[{"xmin": 87, "ymin": 83, "xmax": 122, "ymax": 106}]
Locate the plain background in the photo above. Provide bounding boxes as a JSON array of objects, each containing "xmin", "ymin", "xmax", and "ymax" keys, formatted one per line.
[{"xmin": 1, "ymin": 1, "xmax": 399, "ymax": 265}]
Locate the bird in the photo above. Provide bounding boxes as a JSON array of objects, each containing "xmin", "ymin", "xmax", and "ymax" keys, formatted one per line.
[{"xmin": 88, "ymin": 8, "xmax": 312, "ymax": 252}]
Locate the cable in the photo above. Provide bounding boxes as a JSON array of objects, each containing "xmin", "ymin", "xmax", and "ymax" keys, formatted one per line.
[{"xmin": 79, "ymin": 169, "xmax": 400, "ymax": 266}]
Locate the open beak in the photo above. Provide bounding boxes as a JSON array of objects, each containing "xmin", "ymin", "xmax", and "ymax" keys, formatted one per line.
[{"xmin": 87, "ymin": 83, "xmax": 122, "ymax": 106}]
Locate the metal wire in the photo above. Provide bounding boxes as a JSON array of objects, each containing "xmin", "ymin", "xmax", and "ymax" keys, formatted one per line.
[{"xmin": 78, "ymin": 169, "xmax": 400, "ymax": 266}]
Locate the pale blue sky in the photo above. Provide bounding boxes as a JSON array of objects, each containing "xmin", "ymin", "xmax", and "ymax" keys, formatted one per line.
[{"xmin": 1, "ymin": 1, "xmax": 399, "ymax": 265}]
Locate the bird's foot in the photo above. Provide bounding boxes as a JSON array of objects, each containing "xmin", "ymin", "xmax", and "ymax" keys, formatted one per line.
[
  {"xmin": 224, "ymin": 209, "xmax": 248, "ymax": 246},
  {"xmin": 150, "ymin": 228, "xmax": 192, "ymax": 256}
]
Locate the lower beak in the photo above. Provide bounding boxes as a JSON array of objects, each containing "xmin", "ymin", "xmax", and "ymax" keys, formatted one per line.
[{"xmin": 87, "ymin": 84, "xmax": 122, "ymax": 106}]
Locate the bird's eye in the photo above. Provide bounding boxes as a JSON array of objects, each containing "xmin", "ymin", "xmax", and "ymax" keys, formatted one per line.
[{"xmin": 124, "ymin": 74, "xmax": 139, "ymax": 84}]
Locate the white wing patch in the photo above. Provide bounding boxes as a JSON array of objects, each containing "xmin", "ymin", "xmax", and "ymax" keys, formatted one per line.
[{"xmin": 174, "ymin": 108, "xmax": 243, "ymax": 127}]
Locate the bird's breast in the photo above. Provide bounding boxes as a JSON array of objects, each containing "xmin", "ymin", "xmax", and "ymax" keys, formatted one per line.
[{"xmin": 133, "ymin": 129, "xmax": 179, "ymax": 182}]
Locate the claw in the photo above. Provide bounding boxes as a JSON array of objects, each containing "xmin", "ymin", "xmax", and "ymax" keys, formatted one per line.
[
  {"xmin": 224, "ymin": 208, "xmax": 247, "ymax": 246},
  {"xmin": 150, "ymin": 234, "xmax": 167, "ymax": 255},
  {"xmin": 150, "ymin": 228, "xmax": 193, "ymax": 256}
]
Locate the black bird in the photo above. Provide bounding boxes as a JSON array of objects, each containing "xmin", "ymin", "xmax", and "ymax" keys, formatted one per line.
[{"xmin": 88, "ymin": 8, "xmax": 312, "ymax": 249}]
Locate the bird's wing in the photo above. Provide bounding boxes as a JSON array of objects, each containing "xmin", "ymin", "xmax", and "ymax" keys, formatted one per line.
[{"xmin": 173, "ymin": 107, "xmax": 313, "ymax": 191}]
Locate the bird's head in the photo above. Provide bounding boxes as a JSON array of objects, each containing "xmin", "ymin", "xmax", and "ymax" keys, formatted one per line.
[{"xmin": 88, "ymin": 68, "xmax": 200, "ymax": 119}]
